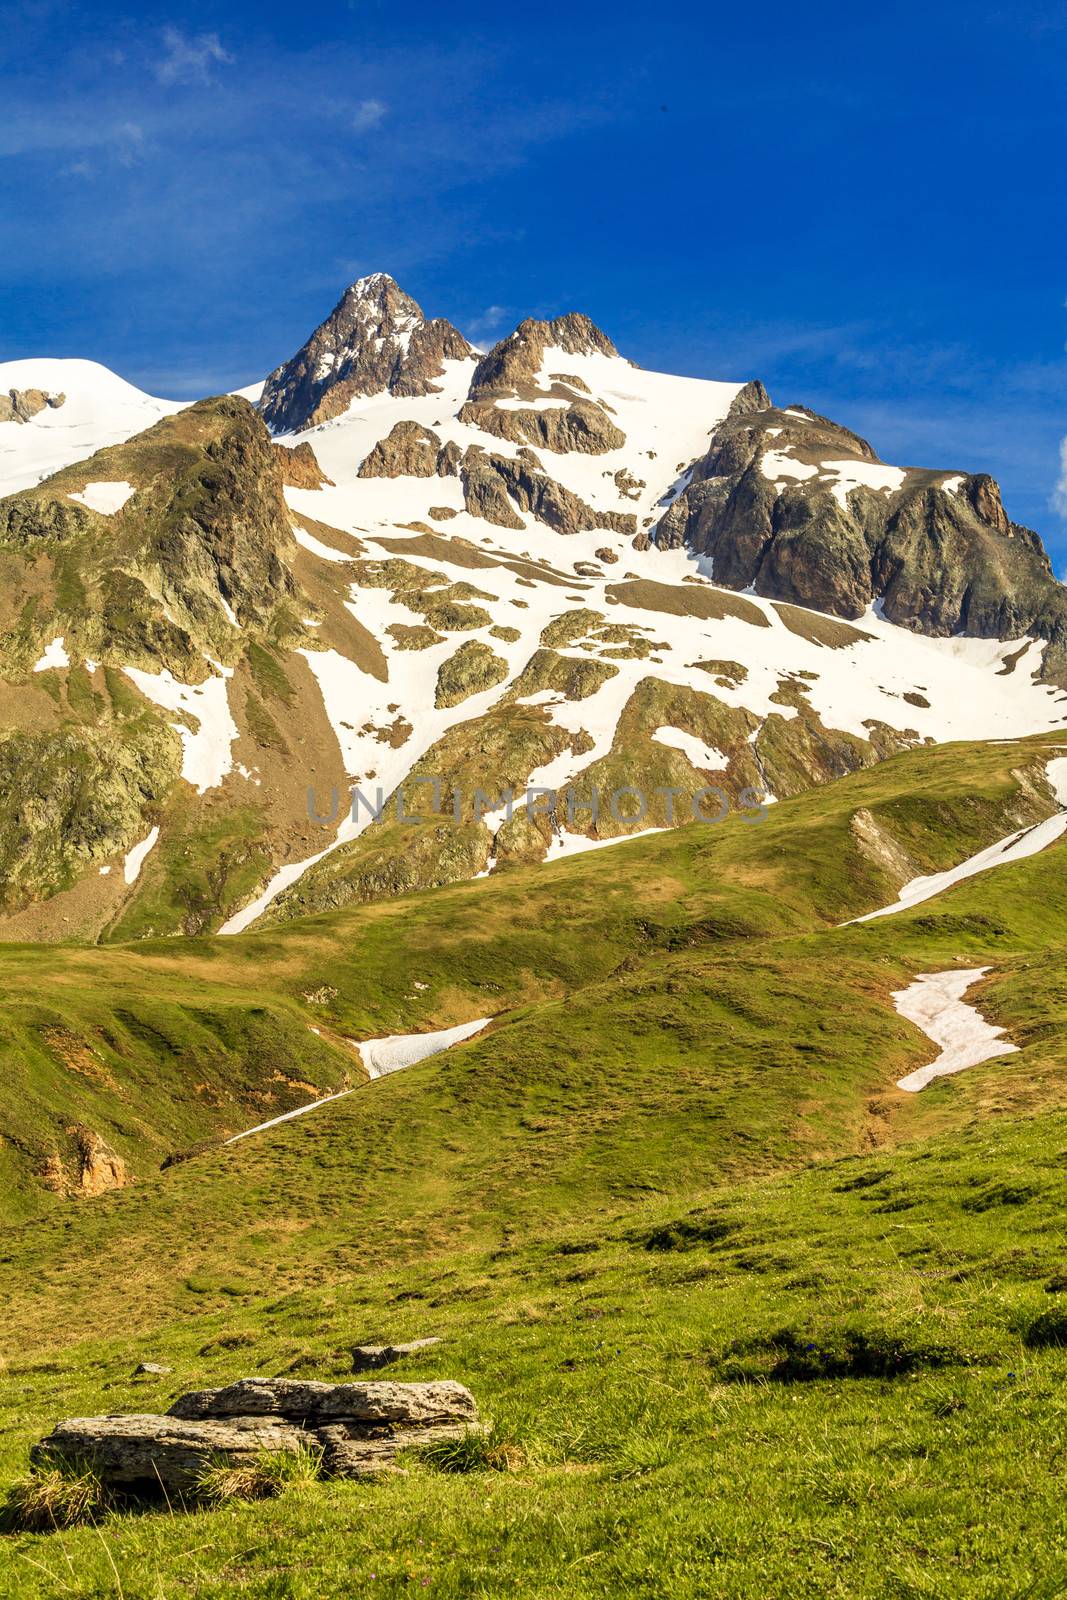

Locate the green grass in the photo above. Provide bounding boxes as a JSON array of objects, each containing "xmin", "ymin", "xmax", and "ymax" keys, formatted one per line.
[
  {"xmin": 2, "ymin": 733, "xmax": 1067, "ymax": 1592},
  {"xmin": 2, "ymin": 1109, "xmax": 1067, "ymax": 1595}
]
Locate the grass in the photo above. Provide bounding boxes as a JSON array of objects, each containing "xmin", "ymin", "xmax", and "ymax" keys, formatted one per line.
[
  {"xmin": 1, "ymin": 1464, "xmax": 112, "ymax": 1533},
  {"xmin": 2, "ymin": 733, "xmax": 1067, "ymax": 1591},
  {"xmin": 2, "ymin": 1108, "xmax": 1067, "ymax": 1593},
  {"xmin": 193, "ymin": 1445, "xmax": 323, "ymax": 1506}
]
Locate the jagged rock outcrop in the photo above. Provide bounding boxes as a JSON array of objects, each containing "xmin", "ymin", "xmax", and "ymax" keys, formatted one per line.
[
  {"xmin": 273, "ymin": 440, "xmax": 333, "ymax": 489},
  {"xmin": 38, "ymin": 1126, "xmax": 132, "ymax": 1199},
  {"xmin": 31, "ymin": 1379, "xmax": 480, "ymax": 1493},
  {"xmin": 457, "ymin": 313, "xmax": 625, "ymax": 458},
  {"xmin": 0, "ymin": 388, "xmax": 66, "ymax": 424},
  {"xmin": 467, "ymin": 313, "xmax": 619, "ymax": 398},
  {"xmin": 259, "ymin": 274, "xmax": 475, "ymax": 434},
  {"xmin": 358, "ymin": 421, "xmax": 444, "ymax": 479},
  {"xmin": 655, "ymin": 385, "xmax": 1067, "ymax": 681},
  {"xmin": 458, "ymin": 396, "xmax": 624, "ymax": 455},
  {"xmin": 0, "ymin": 396, "xmax": 298, "ymax": 672},
  {"xmin": 460, "ymin": 445, "xmax": 636, "ymax": 536}
]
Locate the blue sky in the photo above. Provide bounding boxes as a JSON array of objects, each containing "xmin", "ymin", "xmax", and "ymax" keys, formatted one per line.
[{"xmin": 3, "ymin": 0, "xmax": 1066, "ymax": 554}]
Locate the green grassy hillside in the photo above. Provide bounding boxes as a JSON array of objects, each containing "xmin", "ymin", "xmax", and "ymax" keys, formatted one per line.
[{"xmin": 2, "ymin": 732, "xmax": 1067, "ymax": 1595}]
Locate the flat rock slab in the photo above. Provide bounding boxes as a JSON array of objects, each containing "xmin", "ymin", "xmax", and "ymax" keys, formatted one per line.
[
  {"xmin": 32, "ymin": 1414, "xmax": 310, "ymax": 1492},
  {"xmin": 32, "ymin": 1379, "xmax": 481, "ymax": 1494},
  {"xmin": 350, "ymin": 1338, "xmax": 442, "ymax": 1373},
  {"xmin": 169, "ymin": 1377, "xmax": 475, "ymax": 1426}
]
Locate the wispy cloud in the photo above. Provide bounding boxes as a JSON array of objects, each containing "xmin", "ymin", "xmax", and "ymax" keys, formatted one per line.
[
  {"xmin": 154, "ymin": 27, "xmax": 233, "ymax": 86},
  {"xmin": 1053, "ymin": 438, "xmax": 1067, "ymax": 518},
  {"xmin": 465, "ymin": 304, "xmax": 508, "ymax": 342},
  {"xmin": 352, "ymin": 98, "xmax": 387, "ymax": 131}
]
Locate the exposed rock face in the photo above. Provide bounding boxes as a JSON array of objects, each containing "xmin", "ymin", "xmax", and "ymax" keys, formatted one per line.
[
  {"xmin": 655, "ymin": 386, "xmax": 1067, "ymax": 681},
  {"xmin": 31, "ymin": 1379, "xmax": 480, "ymax": 1491},
  {"xmin": 0, "ymin": 388, "xmax": 65, "ymax": 424},
  {"xmin": 458, "ymin": 396, "xmax": 624, "ymax": 455},
  {"xmin": 259, "ymin": 274, "xmax": 474, "ymax": 434},
  {"xmin": 359, "ymin": 421, "xmax": 443, "ymax": 479},
  {"xmin": 467, "ymin": 313, "xmax": 618, "ymax": 398},
  {"xmin": 36, "ymin": 1126, "xmax": 131, "ymax": 1199},
  {"xmin": 458, "ymin": 313, "xmax": 625, "ymax": 461},
  {"xmin": 435, "ymin": 639, "xmax": 510, "ymax": 708},
  {"xmin": 460, "ymin": 445, "xmax": 636, "ymax": 536},
  {"xmin": 69, "ymin": 1125, "xmax": 130, "ymax": 1196},
  {"xmin": 273, "ymin": 440, "xmax": 333, "ymax": 489}
]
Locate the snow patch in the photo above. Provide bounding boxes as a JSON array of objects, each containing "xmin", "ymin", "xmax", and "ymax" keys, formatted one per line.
[
  {"xmin": 68, "ymin": 480, "xmax": 136, "ymax": 515},
  {"xmin": 651, "ymin": 726, "xmax": 729, "ymax": 770},
  {"xmin": 357, "ymin": 1017, "xmax": 491, "ymax": 1079},
  {"xmin": 33, "ymin": 636, "xmax": 69, "ymax": 672},
  {"xmin": 123, "ymin": 824, "xmax": 159, "ymax": 885},
  {"xmin": 123, "ymin": 665, "xmax": 237, "ymax": 793},
  {"xmin": 893, "ymin": 968, "xmax": 1017, "ymax": 1092},
  {"xmin": 852, "ymin": 755, "xmax": 1067, "ymax": 922}
]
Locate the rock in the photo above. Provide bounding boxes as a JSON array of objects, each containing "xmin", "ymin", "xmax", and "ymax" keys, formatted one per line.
[
  {"xmin": 68, "ymin": 1125, "xmax": 129, "ymax": 1197},
  {"xmin": 613, "ymin": 468, "xmax": 645, "ymax": 500},
  {"xmin": 132, "ymin": 1363, "xmax": 173, "ymax": 1376},
  {"xmin": 459, "ymin": 446, "xmax": 635, "ymax": 537},
  {"xmin": 434, "ymin": 640, "xmax": 510, "ymax": 709},
  {"xmin": 0, "ymin": 388, "xmax": 65, "ymax": 424},
  {"xmin": 259, "ymin": 274, "xmax": 475, "ymax": 434},
  {"xmin": 31, "ymin": 1378, "xmax": 482, "ymax": 1493},
  {"xmin": 459, "ymin": 397, "xmax": 625, "ymax": 455},
  {"xmin": 32, "ymin": 1413, "xmax": 313, "ymax": 1492},
  {"xmin": 350, "ymin": 1337, "xmax": 443, "ymax": 1373},
  {"xmin": 651, "ymin": 386, "xmax": 1067, "ymax": 680},
  {"xmin": 595, "ymin": 546, "xmax": 619, "ymax": 564},
  {"xmin": 467, "ymin": 313, "xmax": 619, "ymax": 398},
  {"xmin": 358, "ymin": 421, "xmax": 442, "ymax": 479},
  {"xmin": 168, "ymin": 1377, "xmax": 476, "ymax": 1424},
  {"xmin": 317, "ymin": 1421, "xmax": 472, "ymax": 1477},
  {"xmin": 272, "ymin": 441, "xmax": 334, "ymax": 489}
]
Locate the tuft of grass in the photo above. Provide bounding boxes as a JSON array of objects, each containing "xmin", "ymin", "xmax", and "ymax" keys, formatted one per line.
[
  {"xmin": 417, "ymin": 1425, "xmax": 525, "ymax": 1474},
  {"xmin": 193, "ymin": 1444, "xmax": 323, "ymax": 1505},
  {"xmin": 1, "ymin": 1463, "xmax": 112, "ymax": 1532}
]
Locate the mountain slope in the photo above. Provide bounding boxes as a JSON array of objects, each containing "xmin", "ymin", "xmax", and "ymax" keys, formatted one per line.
[{"xmin": 3, "ymin": 276, "xmax": 1067, "ymax": 941}]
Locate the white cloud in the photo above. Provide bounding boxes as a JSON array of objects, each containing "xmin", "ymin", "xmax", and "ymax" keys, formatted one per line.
[
  {"xmin": 466, "ymin": 304, "xmax": 507, "ymax": 341},
  {"xmin": 155, "ymin": 27, "xmax": 233, "ymax": 86},
  {"xmin": 352, "ymin": 98, "xmax": 387, "ymax": 131},
  {"xmin": 1053, "ymin": 437, "xmax": 1067, "ymax": 518}
]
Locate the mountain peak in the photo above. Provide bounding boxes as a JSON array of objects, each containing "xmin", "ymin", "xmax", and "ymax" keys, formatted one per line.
[
  {"xmin": 468, "ymin": 312, "xmax": 620, "ymax": 399},
  {"xmin": 259, "ymin": 276, "xmax": 474, "ymax": 434}
]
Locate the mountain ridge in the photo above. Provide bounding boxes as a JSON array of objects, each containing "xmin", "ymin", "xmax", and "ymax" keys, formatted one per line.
[{"xmin": 2, "ymin": 275, "xmax": 1066, "ymax": 940}]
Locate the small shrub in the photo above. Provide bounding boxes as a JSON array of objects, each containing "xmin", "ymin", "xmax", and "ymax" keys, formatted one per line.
[
  {"xmin": 418, "ymin": 1426, "xmax": 524, "ymax": 1474},
  {"xmin": 1022, "ymin": 1307, "xmax": 1067, "ymax": 1350},
  {"xmin": 1, "ymin": 1463, "xmax": 112, "ymax": 1532},
  {"xmin": 718, "ymin": 1323, "xmax": 959, "ymax": 1383},
  {"xmin": 194, "ymin": 1444, "xmax": 323, "ymax": 1505},
  {"xmin": 643, "ymin": 1211, "xmax": 739, "ymax": 1251}
]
